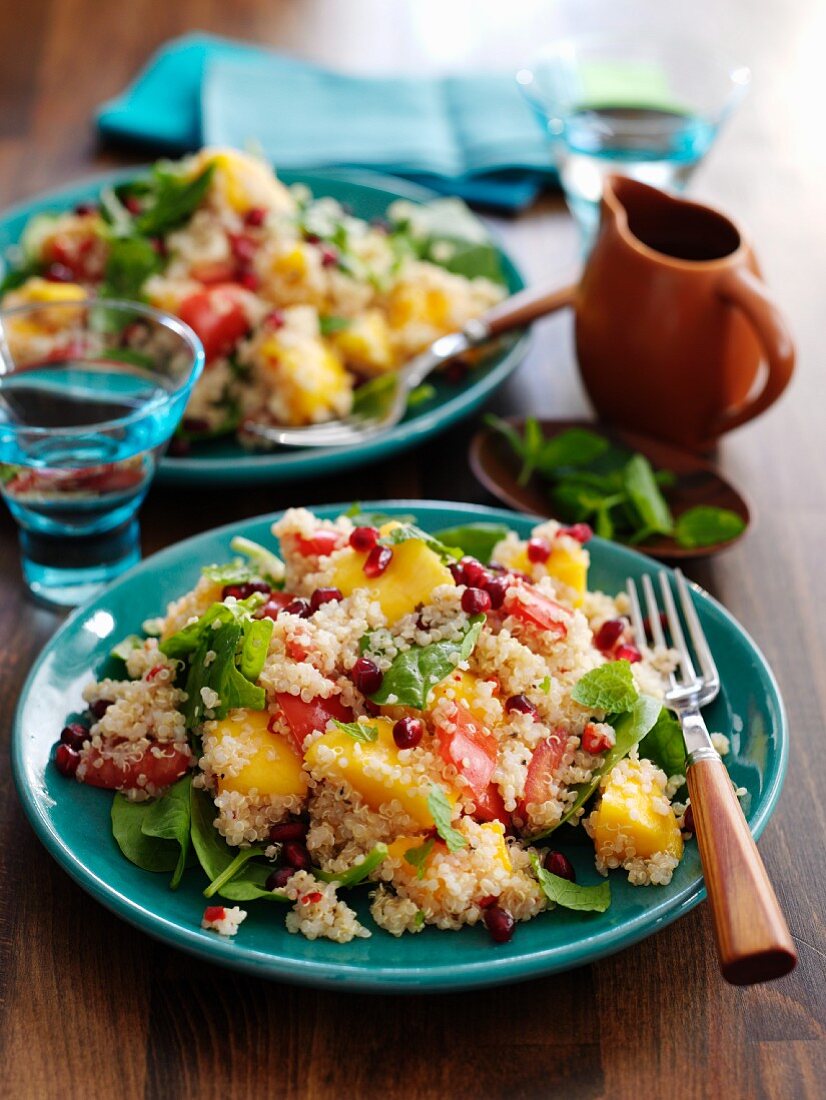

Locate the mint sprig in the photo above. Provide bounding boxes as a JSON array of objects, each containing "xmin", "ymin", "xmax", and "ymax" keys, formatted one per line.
[
  {"xmin": 428, "ymin": 786, "xmax": 466, "ymax": 852},
  {"xmin": 571, "ymin": 660, "xmax": 639, "ymax": 713}
]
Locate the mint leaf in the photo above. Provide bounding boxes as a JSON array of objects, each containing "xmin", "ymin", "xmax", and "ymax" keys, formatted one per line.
[
  {"xmin": 332, "ymin": 718, "xmax": 379, "ymax": 743},
  {"xmin": 622, "ymin": 454, "xmax": 674, "ymax": 539},
  {"xmin": 428, "ymin": 786, "xmax": 466, "ymax": 852},
  {"xmin": 571, "ymin": 660, "xmax": 639, "ymax": 713},
  {"xmin": 379, "ymin": 523, "xmax": 462, "ymax": 563},
  {"xmin": 141, "ymin": 774, "xmax": 193, "ymax": 889},
  {"xmin": 530, "ymin": 854, "xmax": 611, "ymax": 912},
  {"xmin": 432, "ymin": 523, "xmax": 509, "ymax": 564},
  {"xmin": 403, "ymin": 837, "xmax": 435, "ymax": 879},
  {"xmin": 369, "ymin": 616, "xmax": 484, "ymax": 709},
  {"xmin": 674, "ymin": 506, "xmax": 746, "ymax": 549},
  {"xmin": 319, "ymin": 314, "xmax": 351, "ymax": 336},
  {"xmin": 316, "ymin": 843, "xmax": 389, "ymax": 886},
  {"xmin": 134, "ymin": 164, "xmax": 214, "ymax": 236},
  {"xmin": 100, "ymin": 234, "xmax": 161, "ymax": 299},
  {"xmin": 536, "ymin": 428, "xmax": 610, "ymax": 473},
  {"xmin": 639, "ymin": 707, "xmax": 687, "ymax": 777}
]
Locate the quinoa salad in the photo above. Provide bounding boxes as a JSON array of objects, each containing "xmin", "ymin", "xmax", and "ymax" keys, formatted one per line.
[
  {"xmin": 52, "ymin": 509, "xmax": 725, "ymax": 946},
  {"xmin": 0, "ymin": 149, "xmax": 506, "ymax": 448}
]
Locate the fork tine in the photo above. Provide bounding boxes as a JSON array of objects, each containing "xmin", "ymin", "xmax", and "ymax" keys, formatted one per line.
[
  {"xmin": 675, "ymin": 569, "xmax": 720, "ymax": 689},
  {"xmin": 625, "ymin": 578, "xmax": 647, "ymax": 648},
  {"xmin": 658, "ymin": 570, "xmax": 698, "ymax": 685},
  {"xmin": 641, "ymin": 574, "xmax": 668, "ymax": 649}
]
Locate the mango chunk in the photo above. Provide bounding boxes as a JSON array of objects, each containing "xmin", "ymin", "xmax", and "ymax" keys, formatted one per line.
[
  {"xmin": 510, "ymin": 543, "xmax": 588, "ymax": 606},
  {"xmin": 304, "ymin": 717, "xmax": 447, "ymax": 827},
  {"xmin": 330, "ymin": 537, "xmax": 454, "ymax": 624},
  {"xmin": 257, "ymin": 333, "xmax": 351, "ymax": 424},
  {"xmin": 427, "ymin": 670, "xmax": 500, "ymax": 727},
  {"xmin": 211, "ymin": 709, "xmax": 308, "ymax": 799},
  {"xmin": 589, "ymin": 758, "xmax": 683, "ymax": 862},
  {"xmin": 480, "ymin": 821, "xmax": 512, "ymax": 871},
  {"xmin": 332, "ymin": 309, "xmax": 395, "ymax": 376}
]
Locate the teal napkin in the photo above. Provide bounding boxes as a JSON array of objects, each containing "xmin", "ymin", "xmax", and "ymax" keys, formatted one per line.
[{"xmin": 96, "ymin": 33, "xmax": 556, "ymax": 211}]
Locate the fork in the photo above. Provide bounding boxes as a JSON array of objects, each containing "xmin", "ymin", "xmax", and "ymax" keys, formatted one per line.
[{"xmin": 626, "ymin": 569, "xmax": 797, "ymax": 985}]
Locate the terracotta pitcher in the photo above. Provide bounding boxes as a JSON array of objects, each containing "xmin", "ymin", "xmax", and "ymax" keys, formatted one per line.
[
  {"xmin": 573, "ymin": 176, "xmax": 795, "ymax": 449},
  {"xmin": 486, "ymin": 177, "xmax": 795, "ymax": 450}
]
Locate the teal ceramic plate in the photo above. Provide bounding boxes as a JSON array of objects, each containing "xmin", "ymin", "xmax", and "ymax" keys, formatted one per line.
[
  {"xmin": 0, "ymin": 169, "xmax": 529, "ymax": 487},
  {"xmin": 12, "ymin": 502, "xmax": 787, "ymax": 992}
]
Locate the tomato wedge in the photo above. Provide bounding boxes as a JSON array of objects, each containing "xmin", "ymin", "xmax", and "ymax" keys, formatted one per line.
[
  {"xmin": 80, "ymin": 744, "xmax": 191, "ymax": 791},
  {"xmin": 436, "ymin": 704, "xmax": 498, "ymax": 798},
  {"xmin": 473, "ymin": 782, "xmax": 512, "ymax": 828},
  {"xmin": 177, "ymin": 284, "xmax": 250, "ymax": 362},
  {"xmin": 519, "ymin": 729, "xmax": 567, "ymax": 817},
  {"xmin": 190, "ymin": 259, "xmax": 237, "ymax": 285},
  {"xmin": 503, "ymin": 586, "xmax": 569, "ymax": 636},
  {"xmin": 294, "ymin": 531, "xmax": 344, "ymax": 557},
  {"xmin": 276, "ymin": 693, "xmax": 353, "ymax": 754}
]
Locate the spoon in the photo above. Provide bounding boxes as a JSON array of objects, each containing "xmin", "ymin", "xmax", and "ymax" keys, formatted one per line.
[{"xmin": 242, "ymin": 283, "xmax": 576, "ymax": 449}]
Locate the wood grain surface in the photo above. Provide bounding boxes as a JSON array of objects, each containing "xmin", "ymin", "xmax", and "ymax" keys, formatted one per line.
[{"xmin": 1, "ymin": 1, "xmax": 824, "ymax": 1098}]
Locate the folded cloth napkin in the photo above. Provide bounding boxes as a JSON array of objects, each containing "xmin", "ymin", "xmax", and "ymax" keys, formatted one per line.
[{"xmin": 96, "ymin": 33, "xmax": 556, "ymax": 211}]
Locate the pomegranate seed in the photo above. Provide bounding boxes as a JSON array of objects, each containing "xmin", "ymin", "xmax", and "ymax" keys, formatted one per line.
[
  {"xmin": 594, "ymin": 618, "xmax": 625, "ymax": 652},
  {"xmin": 543, "ymin": 850, "xmax": 576, "ymax": 882},
  {"xmin": 320, "ymin": 245, "xmax": 338, "ymax": 267},
  {"xmin": 149, "ymin": 236, "xmax": 167, "ymax": 256},
  {"xmin": 478, "ymin": 895, "xmax": 498, "ymax": 909},
  {"xmin": 283, "ymin": 841, "xmax": 311, "ymax": 870},
  {"xmin": 90, "ymin": 699, "xmax": 112, "ymax": 720},
  {"xmin": 229, "ymin": 232, "xmax": 257, "ymax": 264},
  {"xmin": 484, "ymin": 905, "xmax": 515, "ymax": 944},
  {"xmin": 268, "ymin": 821, "xmax": 308, "ymax": 843},
  {"xmin": 60, "ymin": 722, "xmax": 88, "ymax": 751},
  {"xmin": 363, "ymin": 545, "xmax": 392, "ymax": 578},
  {"xmin": 283, "ymin": 598, "xmax": 312, "ymax": 618},
  {"xmin": 352, "ymin": 657, "xmax": 383, "ymax": 695},
  {"xmin": 526, "ymin": 537, "xmax": 552, "ymax": 564},
  {"xmin": 484, "ymin": 575, "xmax": 509, "ymax": 610},
  {"xmin": 349, "ymin": 526, "xmax": 379, "ymax": 552},
  {"xmin": 244, "ymin": 206, "xmax": 267, "ymax": 227},
  {"xmin": 488, "ymin": 562, "xmax": 507, "ymax": 574},
  {"xmin": 266, "ymin": 866, "xmax": 294, "ymax": 891},
  {"xmin": 462, "ymin": 587, "xmax": 492, "ymax": 615},
  {"xmin": 461, "ymin": 559, "xmax": 490, "ymax": 588},
  {"xmin": 239, "ymin": 270, "xmax": 260, "ymax": 291},
  {"xmin": 303, "ymin": 891, "xmax": 324, "ymax": 904},
  {"xmin": 54, "ymin": 744, "xmax": 80, "ymax": 777},
  {"xmin": 222, "ymin": 581, "xmax": 271, "ymax": 601},
  {"xmin": 203, "ymin": 905, "xmax": 226, "ymax": 922},
  {"xmin": 73, "ymin": 202, "xmax": 97, "ymax": 216},
  {"xmin": 616, "ymin": 643, "xmax": 642, "ymax": 663},
  {"xmin": 310, "ymin": 587, "xmax": 343, "ymax": 612},
  {"xmin": 682, "ymin": 805, "xmax": 695, "ymax": 833},
  {"xmin": 264, "ymin": 309, "xmax": 285, "ymax": 330},
  {"xmin": 259, "ymin": 598, "xmax": 287, "ymax": 620},
  {"xmin": 304, "ymin": 232, "xmax": 321, "ymax": 244},
  {"xmin": 363, "ymin": 699, "xmax": 380, "ymax": 717},
  {"xmin": 561, "ymin": 523, "xmax": 593, "ymax": 544},
  {"xmin": 581, "ymin": 723, "xmax": 613, "ymax": 754},
  {"xmin": 393, "ymin": 717, "xmax": 424, "ymax": 749},
  {"xmin": 124, "ymin": 195, "xmax": 142, "ymax": 215},
  {"xmin": 505, "ymin": 694, "xmax": 538, "ymax": 719},
  {"xmin": 44, "ymin": 263, "xmax": 74, "ymax": 283},
  {"xmin": 448, "ymin": 562, "xmax": 465, "ymax": 584}
]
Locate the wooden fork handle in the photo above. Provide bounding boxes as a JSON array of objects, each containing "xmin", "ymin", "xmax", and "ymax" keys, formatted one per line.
[
  {"xmin": 480, "ymin": 283, "xmax": 576, "ymax": 339},
  {"xmin": 687, "ymin": 753, "xmax": 797, "ymax": 984}
]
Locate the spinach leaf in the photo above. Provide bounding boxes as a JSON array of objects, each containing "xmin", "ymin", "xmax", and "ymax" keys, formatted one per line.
[
  {"xmin": 571, "ymin": 660, "xmax": 639, "ymax": 713},
  {"xmin": 201, "ymin": 561, "xmax": 260, "ymax": 586},
  {"xmin": 426, "ymin": 237, "xmax": 503, "ymax": 283},
  {"xmin": 432, "ymin": 523, "xmax": 509, "ymax": 564},
  {"xmin": 111, "ymin": 795, "xmax": 180, "ymax": 873},
  {"xmin": 315, "ymin": 843, "xmax": 389, "ymax": 886},
  {"xmin": 239, "ymin": 618, "xmax": 274, "ymax": 682},
  {"xmin": 408, "ymin": 383, "xmax": 436, "ymax": 408},
  {"xmin": 189, "ymin": 787, "xmax": 285, "ymax": 901},
  {"xmin": 403, "ymin": 838, "xmax": 435, "ymax": 879},
  {"xmin": 134, "ymin": 164, "xmax": 214, "ymax": 236},
  {"xmin": 369, "ymin": 615, "xmax": 485, "ymax": 709},
  {"xmin": 352, "ymin": 374, "xmax": 397, "ymax": 418},
  {"xmin": 428, "ymin": 786, "xmax": 466, "ymax": 852},
  {"xmin": 332, "ymin": 718, "xmax": 379, "ymax": 743},
  {"xmin": 182, "ymin": 620, "xmax": 266, "ymax": 729},
  {"xmin": 110, "ymin": 634, "xmax": 143, "ymax": 661},
  {"xmin": 141, "ymin": 774, "xmax": 193, "ymax": 889},
  {"xmin": 638, "ymin": 707, "xmax": 687, "ymax": 777},
  {"xmin": 229, "ymin": 536, "xmax": 286, "ymax": 584},
  {"xmin": 319, "ymin": 314, "xmax": 351, "ymax": 336},
  {"xmin": 100, "ymin": 234, "xmax": 161, "ymax": 299},
  {"xmin": 622, "ymin": 455, "xmax": 674, "ymax": 539},
  {"xmin": 674, "ymin": 506, "xmax": 746, "ymax": 549},
  {"xmin": 530, "ymin": 854, "xmax": 611, "ymax": 912}
]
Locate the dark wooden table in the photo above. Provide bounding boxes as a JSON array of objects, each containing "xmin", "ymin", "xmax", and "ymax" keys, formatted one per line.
[{"xmin": 1, "ymin": 2, "xmax": 824, "ymax": 1097}]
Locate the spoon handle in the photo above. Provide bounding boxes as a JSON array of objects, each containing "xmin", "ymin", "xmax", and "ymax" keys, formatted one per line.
[{"xmin": 480, "ymin": 283, "xmax": 577, "ymax": 339}]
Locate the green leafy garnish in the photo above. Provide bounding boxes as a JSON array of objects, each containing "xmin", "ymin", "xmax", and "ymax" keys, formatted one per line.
[
  {"xmin": 344, "ymin": 502, "xmax": 416, "ymax": 527},
  {"xmin": 378, "ymin": 522, "xmax": 462, "ymax": 563},
  {"xmin": 351, "ymin": 374, "xmax": 396, "ymax": 418},
  {"xmin": 331, "ymin": 718, "xmax": 379, "ymax": 743},
  {"xmin": 319, "ymin": 314, "xmax": 351, "ymax": 336},
  {"xmin": 530, "ymin": 854, "xmax": 611, "ymax": 913},
  {"xmin": 408, "ymin": 383, "xmax": 436, "ymax": 408},
  {"xmin": 622, "ymin": 454, "xmax": 674, "ymax": 541},
  {"xmin": 111, "ymin": 794, "xmax": 182, "ymax": 875},
  {"xmin": 369, "ymin": 616, "xmax": 484, "ymax": 709},
  {"xmin": 638, "ymin": 707, "xmax": 687, "ymax": 778},
  {"xmin": 403, "ymin": 838, "xmax": 435, "ymax": 879},
  {"xmin": 140, "ymin": 774, "xmax": 194, "ymax": 889},
  {"xmin": 414, "ymin": 909, "xmax": 425, "ymax": 929},
  {"xmin": 229, "ymin": 536, "xmax": 285, "ymax": 584},
  {"xmin": 539, "ymin": 675, "xmax": 551, "ymax": 693},
  {"xmin": 427, "ymin": 786, "xmax": 466, "ymax": 852},
  {"xmin": 110, "ymin": 634, "xmax": 143, "ymax": 661},
  {"xmin": 189, "ymin": 787, "xmax": 286, "ymax": 901},
  {"xmin": 571, "ymin": 660, "xmax": 639, "ymax": 713},
  {"xmin": 432, "ymin": 522, "xmax": 509, "ymax": 564},
  {"xmin": 315, "ymin": 844, "xmax": 388, "ymax": 886},
  {"xmin": 132, "ymin": 164, "xmax": 214, "ymax": 236},
  {"xmin": 674, "ymin": 506, "xmax": 746, "ymax": 549},
  {"xmin": 99, "ymin": 234, "xmax": 161, "ymax": 298},
  {"xmin": 239, "ymin": 618, "xmax": 274, "ymax": 682}
]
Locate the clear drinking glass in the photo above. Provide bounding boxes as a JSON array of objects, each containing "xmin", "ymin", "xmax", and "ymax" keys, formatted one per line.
[
  {"xmin": 0, "ymin": 299, "xmax": 204, "ymax": 608},
  {"xmin": 518, "ymin": 33, "xmax": 750, "ymax": 243}
]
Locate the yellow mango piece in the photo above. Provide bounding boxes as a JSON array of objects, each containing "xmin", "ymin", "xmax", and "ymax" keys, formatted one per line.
[
  {"xmin": 509, "ymin": 543, "xmax": 588, "ymax": 606},
  {"xmin": 305, "ymin": 718, "xmax": 448, "ymax": 827},
  {"xmin": 332, "ymin": 310, "xmax": 395, "ymax": 376},
  {"xmin": 589, "ymin": 759, "xmax": 683, "ymax": 862},
  {"xmin": 272, "ymin": 246, "xmax": 307, "ymax": 280},
  {"xmin": 7, "ymin": 276, "xmax": 87, "ymax": 305},
  {"xmin": 193, "ymin": 149, "xmax": 293, "ymax": 215},
  {"xmin": 259, "ymin": 335, "xmax": 351, "ymax": 424},
  {"xmin": 427, "ymin": 670, "xmax": 493, "ymax": 726},
  {"xmin": 330, "ymin": 537, "xmax": 454, "ymax": 624},
  {"xmin": 212, "ymin": 709, "xmax": 308, "ymax": 799},
  {"xmin": 480, "ymin": 821, "xmax": 512, "ymax": 871}
]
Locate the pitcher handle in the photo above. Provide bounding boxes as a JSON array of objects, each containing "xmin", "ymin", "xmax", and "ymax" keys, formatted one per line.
[{"xmin": 715, "ymin": 268, "xmax": 795, "ymax": 433}]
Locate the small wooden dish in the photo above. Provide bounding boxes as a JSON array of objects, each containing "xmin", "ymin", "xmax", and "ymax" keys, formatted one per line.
[{"xmin": 470, "ymin": 417, "xmax": 751, "ymax": 560}]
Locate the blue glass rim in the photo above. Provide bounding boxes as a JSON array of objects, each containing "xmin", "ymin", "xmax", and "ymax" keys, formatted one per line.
[{"xmin": 0, "ymin": 297, "xmax": 206, "ymax": 440}]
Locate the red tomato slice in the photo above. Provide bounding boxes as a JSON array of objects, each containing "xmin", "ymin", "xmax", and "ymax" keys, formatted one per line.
[
  {"xmin": 48, "ymin": 233, "xmax": 97, "ymax": 279},
  {"xmin": 80, "ymin": 744, "xmax": 191, "ymax": 791},
  {"xmin": 519, "ymin": 729, "xmax": 567, "ymax": 817},
  {"xmin": 503, "ymin": 586, "xmax": 569, "ymax": 636},
  {"xmin": 177, "ymin": 284, "xmax": 250, "ymax": 362},
  {"xmin": 190, "ymin": 259, "xmax": 237, "ymax": 285},
  {"xmin": 473, "ymin": 782, "xmax": 512, "ymax": 828},
  {"xmin": 276, "ymin": 692, "xmax": 353, "ymax": 754},
  {"xmin": 436, "ymin": 705, "xmax": 498, "ymax": 798},
  {"xmin": 294, "ymin": 531, "xmax": 344, "ymax": 557}
]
